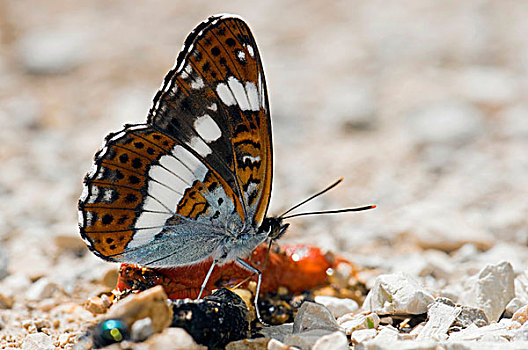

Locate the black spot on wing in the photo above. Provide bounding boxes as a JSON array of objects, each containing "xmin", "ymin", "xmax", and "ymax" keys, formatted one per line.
[
  {"xmin": 233, "ymin": 139, "xmax": 261, "ymax": 149},
  {"xmin": 234, "ymin": 124, "xmax": 249, "ymax": 136}
]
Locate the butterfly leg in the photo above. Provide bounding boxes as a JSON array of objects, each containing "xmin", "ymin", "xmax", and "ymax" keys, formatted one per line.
[
  {"xmin": 197, "ymin": 260, "xmax": 217, "ymax": 299},
  {"xmin": 235, "ymin": 258, "xmax": 268, "ymax": 325}
]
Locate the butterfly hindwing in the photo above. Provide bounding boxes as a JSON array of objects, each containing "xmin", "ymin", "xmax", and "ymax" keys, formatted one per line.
[
  {"xmin": 79, "ymin": 124, "xmax": 242, "ymax": 263},
  {"xmin": 79, "ymin": 14, "xmax": 273, "ymax": 267}
]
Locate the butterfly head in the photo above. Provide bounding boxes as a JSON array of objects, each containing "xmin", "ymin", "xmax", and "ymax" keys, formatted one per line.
[{"xmin": 259, "ymin": 217, "xmax": 290, "ymax": 242}]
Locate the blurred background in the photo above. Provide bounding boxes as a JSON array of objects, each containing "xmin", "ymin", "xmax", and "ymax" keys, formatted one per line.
[{"xmin": 1, "ymin": 0, "xmax": 528, "ymax": 283}]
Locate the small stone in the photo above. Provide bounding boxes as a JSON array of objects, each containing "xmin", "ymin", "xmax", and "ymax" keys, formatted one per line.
[
  {"xmin": 267, "ymin": 338, "xmax": 298, "ymax": 350},
  {"xmin": 362, "ymin": 273, "xmax": 434, "ymax": 315},
  {"xmin": 259, "ymin": 323, "xmax": 294, "ymax": 343},
  {"xmin": 459, "ymin": 261, "xmax": 515, "ymax": 322},
  {"xmin": 85, "ymin": 296, "xmax": 111, "ymax": 315},
  {"xmin": 453, "ymin": 305, "xmax": 488, "ymax": 329},
  {"xmin": 338, "ymin": 313, "xmax": 380, "ymax": 335},
  {"xmin": 107, "ymin": 286, "xmax": 172, "ymax": 333},
  {"xmin": 225, "ymin": 337, "xmax": 269, "ymax": 349},
  {"xmin": 504, "ymin": 298, "xmax": 525, "ymax": 318},
  {"xmin": 131, "ymin": 317, "xmax": 154, "ymax": 342},
  {"xmin": 284, "ymin": 329, "xmax": 334, "ymax": 350},
  {"xmin": 25, "ymin": 278, "xmax": 58, "ymax": 301},
  {"xmin": 448, "ymin": 322, "xmax": 510, "ymax": 342},
  {"xmin": 512, "ymin": 305, "xmax": 528, "ymax": 325},
  {"xmin": 292, "ymin": 302, "xmax": 340, "ymax": 333},
  {"xmin": 138, "ymin": 327, "xmax": 206, "ymax": 350},
  {"xmin": 417, "ymin": 298, "xmax": 461, "ymax": 341},
  {"xmin": 350, "ymin": 329, "xmax": 377, "ymax": 343},
  {"xmin": 312, "ymin": 331, "xmax": 348, "ymax": 350},
  {"xmin": 372, "ymin": 325, "xmax": 399, "ymax": 343},
  {"xmin": 314, "ymin": 296, "xmax": 358, "ymax": 318},
  {"xmin": 22, "ymin": 332, "xmax": 54, "ymax": 350}
]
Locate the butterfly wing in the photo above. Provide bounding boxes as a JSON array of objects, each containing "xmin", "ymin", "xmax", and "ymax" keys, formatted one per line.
[
  {"xmin": 149, "ymin": 15, "xmax": 272, "ymax": 225},
  {"xmin": 78, "ymin": 15, "xmax": 272, "ymax": 267}
]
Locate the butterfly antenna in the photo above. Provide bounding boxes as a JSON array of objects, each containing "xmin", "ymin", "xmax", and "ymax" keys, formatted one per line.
[
  {"xmin": 279, "ymin": 178, "xmax": 344, "ymax": 218},
  {"xmin": 281, "ymin": 205, "xmax": 376, "ymax": 220}
]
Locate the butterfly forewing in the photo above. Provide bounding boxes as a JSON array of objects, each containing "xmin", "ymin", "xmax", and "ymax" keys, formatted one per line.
[
  {"xmin": 79, "ymin": 14, "xmax": 273, "ymax": 267},
  {"xmin": 149, "ymin": 16, "xmax": 272, "ymax": 226}
]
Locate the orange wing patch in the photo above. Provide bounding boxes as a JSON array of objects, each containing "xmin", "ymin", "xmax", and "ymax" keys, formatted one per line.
[
  {"xmin": 176, "ymin": 183, "xmax": 208, "ymax": 219},
  {"xmin": 80, "ymin": 128, "xmax": 177, "ymax": 258},
  {"xmin": 175, "ymin": 170, "xmax": 235, "ymax": 221}
]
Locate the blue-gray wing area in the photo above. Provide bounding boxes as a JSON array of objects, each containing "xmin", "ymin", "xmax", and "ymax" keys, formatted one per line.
[{"xmin": 111, "ymin": 219, "xmax": 226, "ymax": 268}]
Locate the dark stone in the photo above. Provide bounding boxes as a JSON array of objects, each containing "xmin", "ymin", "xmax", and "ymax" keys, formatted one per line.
[{"xmin": 170, "ymin": 288, "xmax": 250, "ymax": 349}]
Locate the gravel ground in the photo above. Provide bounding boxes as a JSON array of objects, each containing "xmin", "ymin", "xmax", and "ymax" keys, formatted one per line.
[{"xmin": 1, "ymin": 1, "xmax": 528, "ymax": 349}]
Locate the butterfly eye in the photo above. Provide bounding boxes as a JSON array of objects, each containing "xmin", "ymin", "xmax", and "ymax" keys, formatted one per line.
[
  {"xmin": 272, "ymin": 223, "xmax": 289, "ymax": 241},
  {"xmin": 266, "ymin": 220, "xmax": 288, "ymax": 240}
]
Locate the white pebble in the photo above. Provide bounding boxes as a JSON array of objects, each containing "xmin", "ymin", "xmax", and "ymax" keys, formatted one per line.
[
  {"xmin": 314, "ymin": 295, "xmax": 359, "ymax": 318},
  {"xmin": 338, "ymin": 313, "xmax": 380, "ymax": 335},
  {"xmin": 363, "ymin": 273, "xmax": 434, "ymax": 314},
  {"xmin": 459, "ymin": 261, "xmax": 515, "ymax": 322},
  {"xmin": 312, "ymin": 331, "xmax": 348, "ymax": 350},
  {"xmin": 22, "ymin": 333, "xmax": 54, "ymax": 350}
]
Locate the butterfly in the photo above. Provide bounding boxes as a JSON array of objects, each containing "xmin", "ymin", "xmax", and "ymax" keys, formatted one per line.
[{"xmin": 78, "ymin": 14, "xmax": 374, "ymax": 323}]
